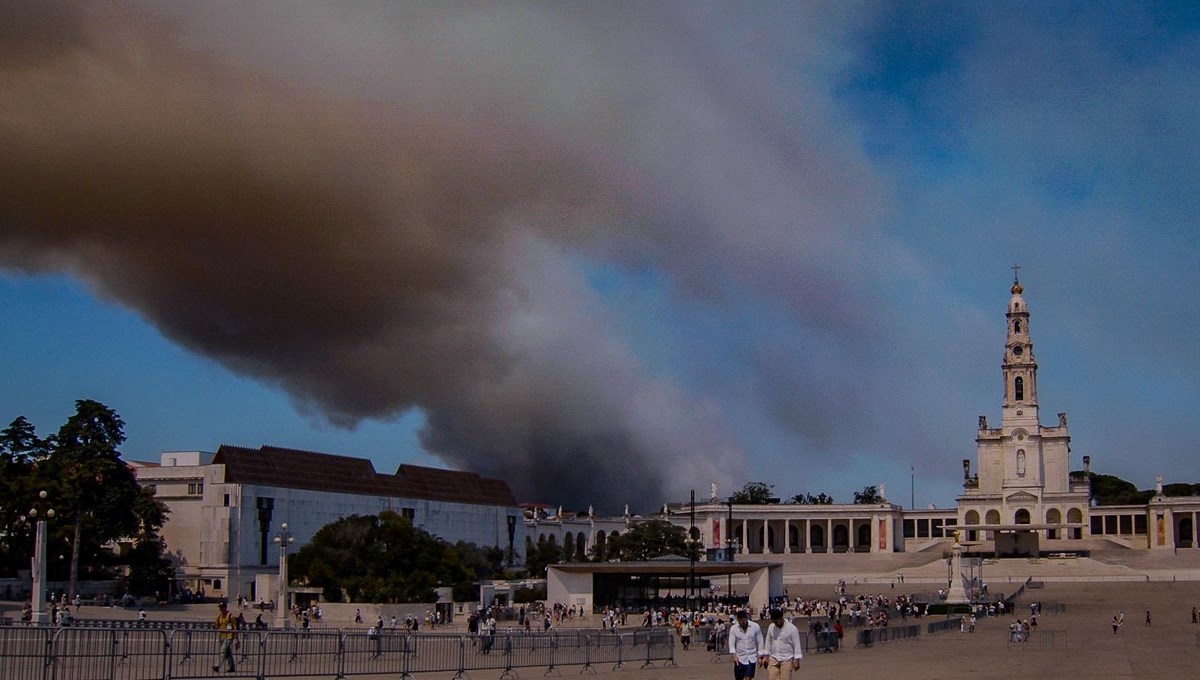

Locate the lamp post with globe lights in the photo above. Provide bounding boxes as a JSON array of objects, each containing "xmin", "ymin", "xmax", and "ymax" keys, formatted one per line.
[
  {"xmin": 273, "ymin": 523, "xmax": 295, "ymax": 629},
  {"xmin": 29, "ymin": 490, "xmax": 55, "ymax": 625}
]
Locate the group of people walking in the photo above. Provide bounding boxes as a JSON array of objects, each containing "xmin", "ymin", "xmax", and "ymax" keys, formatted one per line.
[{"xmin": 728, "ymin": 608, "xmax": 804, "ymax": 680}]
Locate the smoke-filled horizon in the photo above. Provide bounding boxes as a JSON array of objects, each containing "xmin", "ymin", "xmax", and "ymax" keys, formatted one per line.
[{"xmin": 4, "ymin": 3, "xmax": 1200, "ymax": 511}]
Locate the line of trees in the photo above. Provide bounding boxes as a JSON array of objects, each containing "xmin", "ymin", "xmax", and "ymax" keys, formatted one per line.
[
  {"xmin": 1082, "ymin": 471, "xmax": 1200, "ymax": 506},
  {"xmin": 729, "ymin": 481, "xmax": 884, "ymax": 505},
  {"xmin": 0, "ymin": 400, "xmax": 174, "ymax": 597}
]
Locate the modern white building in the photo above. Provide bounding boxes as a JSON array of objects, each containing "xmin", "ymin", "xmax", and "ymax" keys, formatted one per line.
[{"xmin": 135, "ymin": 445, "xmax": 524, "ymax": 601}]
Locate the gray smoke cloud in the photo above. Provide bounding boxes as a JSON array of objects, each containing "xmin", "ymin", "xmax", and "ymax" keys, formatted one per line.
[{"xmin": 0, "ymin": 2, "xmax": 886, "ymax": 509}]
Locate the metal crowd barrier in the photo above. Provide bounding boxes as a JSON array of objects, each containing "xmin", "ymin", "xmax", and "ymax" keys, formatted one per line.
[
  {"xmin": 0, "ymin": 626, "xmax": 674, "ymax": 680},
  {"xmin": 855, "ymin": 624, "xmax": 920, "ymax": 648},
  {"xmin": 67, "ymin": 619, "xmax": 216, "ymax": 631},
  {"xmin": 926, "ymin": 617, "xmax": 963, "ymax": 635},
  {"xmin": 808, "ymin": 631, "xmax": 840, "ymax": 653},
  {"xmin": 1008, "ymin": 629, "xmax": 1066, "ymax": 650},
  {"xmin": 0, "ymin": 626, "xmax": 51, "ymax": 680}
]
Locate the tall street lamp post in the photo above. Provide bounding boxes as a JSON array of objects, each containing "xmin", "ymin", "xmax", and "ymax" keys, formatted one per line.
[
  {"xmin": 273, "ymin": 523, "xmax": 294, "ymax": 629},
  {"xmin": 687, "ymin": 490, "xmax": 697, "ymax": 613},
  {"xmin": 29, "ymin": 490, "xmax": 54, "ymax": 625}
]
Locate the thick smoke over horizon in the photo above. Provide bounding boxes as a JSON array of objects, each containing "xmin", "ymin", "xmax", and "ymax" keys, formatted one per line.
[{"xmin": 0, "ymin": 3, "xmax": 890, "ymax": 510}]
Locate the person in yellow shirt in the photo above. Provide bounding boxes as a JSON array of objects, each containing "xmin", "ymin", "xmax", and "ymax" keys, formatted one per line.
[{"xmin": 213, "ymin": 601, "xmax": 238, "ymax": 673}]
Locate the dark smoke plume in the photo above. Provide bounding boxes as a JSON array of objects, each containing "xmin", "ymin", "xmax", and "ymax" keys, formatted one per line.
[{"xmin": 1, "ymin": 3, "xmax": 798, "ymax": 509}]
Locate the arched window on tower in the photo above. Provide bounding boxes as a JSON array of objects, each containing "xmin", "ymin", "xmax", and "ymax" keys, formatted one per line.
[
  {"xmin": 1015, "ymin": 376, "xmax": 1024, "ymax": 401},
  {"xmin": 1014, "ymin": 320, "xmax": 1021, "ymax": 333}
]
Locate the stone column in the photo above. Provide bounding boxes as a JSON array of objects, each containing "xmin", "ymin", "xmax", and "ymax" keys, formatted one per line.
[
  {"xmin": 784, "ymin": 519, "xmax": 792, "ymax": 553},
  {"xmin": 740, "ymin": 521, "xmax": 747, "ymax": 554},
  {"xmin": 804, "ymin": 519, "xmax": 812, "ymax": 553},
  {"xmin": 826, "ymin": 519, "xmax": 833, "ymax": 554},
  {"xmin": 762, "ymin": 521, "xmax": 770, "ymax": 554}
]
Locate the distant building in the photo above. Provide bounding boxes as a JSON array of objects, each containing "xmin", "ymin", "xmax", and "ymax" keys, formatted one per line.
[
  {"xmin": 135, "ymin": 445, "xmax": 524, "ymax": 602},
  {"xmin": 661, "ymin": 274, "xmax": 1200, "ymax": 557}
]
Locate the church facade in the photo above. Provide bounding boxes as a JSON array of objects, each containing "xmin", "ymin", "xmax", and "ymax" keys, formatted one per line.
[
  {"xmin": 654, "ymin": 275, "xmax": 1200, "ymax": 557},
  {"xmin": 955, "ymin": 275, "xmax": 1092, "ymax": 554}
]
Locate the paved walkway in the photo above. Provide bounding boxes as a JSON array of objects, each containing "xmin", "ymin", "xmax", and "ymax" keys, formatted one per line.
[{"xmin": 4, "ymin": 580, "xmax": 1199, "ymax": 679}]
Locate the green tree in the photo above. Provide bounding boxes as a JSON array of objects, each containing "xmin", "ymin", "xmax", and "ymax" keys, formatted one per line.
[
  {"xmin": 123, "ymin": 485, "xmax": 174, "ymax": 595},
  {"xmin": 853, "ymin": 485, "xmax": 883, "ymax": 504},
  {"xmin": 2, "ymin": 403, "xmax": 171, "ymax": 589},
  {"xmin": 524, "ymin": 535, "xmax": 562, "ymax": 578},
  {"xmin": 788, "ymin": 492, "xmax": 834, "ymax": 505},
  {"xmin": 0, "ymin": 417, "xmax": 41, "ymax": 575},
  {"xmin": 603, "ymin": 520, "xmax": 699, "ymax": 561},
  {"xmin": 289, "ymin": 511, "xmax": 481, "ymax": 603},
  {"xmin": 731, "ymin": 482, "xmax": 776, "ymax": 504},
  {"xmin": 1082, "ymin": 472, "xmax": 1153, "ymax": 506},
  {"xmin": 42, "ymin": 400, "xmax": 141, "ymax": 596},
  {"xmin": 1161, "ymin": 483, "xmax": 1200, "ymax": 497}
]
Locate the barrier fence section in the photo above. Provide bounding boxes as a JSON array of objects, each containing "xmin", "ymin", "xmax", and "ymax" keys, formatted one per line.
[
  {"xmin": 854, "ymin": 624, "xmax": 920, "ymax": 648},
  {"xmin": 0, "ymin": 626, "xmax": 675, "ymax": 680},
  {"xmin": 926, "ymin": 618, "xmax": 962, "ymax": 635},
  {"xmin": 0, "ymin": 626, "xmax": 51, "ymax": 680},
  {"xmin": 1008, "ymin": 630, "xmax": 1066, "ymax": 650}
]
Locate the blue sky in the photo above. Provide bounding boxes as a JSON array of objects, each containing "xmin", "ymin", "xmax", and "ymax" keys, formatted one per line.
[{"xmin": 2, "ymin": 2, "xmax": 1198, "ymax": 512}]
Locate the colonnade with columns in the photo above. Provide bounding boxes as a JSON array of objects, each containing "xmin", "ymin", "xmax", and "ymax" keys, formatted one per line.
[{"xmin": 699, "ymin": 508, "xmax": 903, "ymax": 555}]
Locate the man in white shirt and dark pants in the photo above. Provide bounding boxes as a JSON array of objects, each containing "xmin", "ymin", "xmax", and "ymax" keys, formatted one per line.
[
  {"xmin": 728, "ymin": 609, "xmax": 766, "ymax": 679},
  {"xmin": 763, "ymin": 608, "xmax": 803, "ymax": 680}
]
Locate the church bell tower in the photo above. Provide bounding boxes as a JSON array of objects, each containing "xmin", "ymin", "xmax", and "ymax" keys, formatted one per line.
[
  {"xmin": 959, "ymin": 267, "xmax": 1085, "ymax": 553},
  {"xmin": 1001, "ymin": 267, "xmax": 1039, "ymax": 431}
]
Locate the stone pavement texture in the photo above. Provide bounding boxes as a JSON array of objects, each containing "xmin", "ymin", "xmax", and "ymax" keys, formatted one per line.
[{"xmin": 4, "ymin": 580, "xmax": 1199, "ymax": 679}]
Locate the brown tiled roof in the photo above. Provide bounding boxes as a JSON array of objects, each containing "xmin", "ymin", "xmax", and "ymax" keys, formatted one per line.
[{"xmin": 212, "ymin": 445, "xmax": 517, "ymax": 507}]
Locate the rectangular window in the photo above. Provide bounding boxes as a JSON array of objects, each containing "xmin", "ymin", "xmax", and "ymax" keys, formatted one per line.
[
  {"xmin": 1134, "ymin": 515, "xmax": 1148, "ymax": 535},
  {"xmin": 1104, "ymin": 515, "xmax": 1118, "ymax": 535},
  {"xmin": 223, "ymin": 494, "xmax": 231, "ymax": 507},
  {"xmin": 1091, "ymin": 516, "xmax": 1103, "ymax": 535},
  {"xmin": 917, "ymin": 520, "xmax": 929, "ymax": 538},
  {"xmin": 213, "ymin": 579, "xmax": 221, "ymax": 591},
  {"xmin": 401, "ymin": 508, "xmax": 416, "ymax": 521},
  {"xmin": 147, "ymin": 484, "xmax": 157, "ymax": 495},
  {"xmin": 1118, "ymin": 515, "xmax": 1132, "ymax": 535},
  {"xmin": 931, "ymin": 519, "xmax": 944, "ymax": 537},
  {"xmin": 903, "ymin": 520, "xmax": 915, "ymax": 538},
  {"xmin": 197, "ymin": 482, "xmax": 203, "ymax": 495},
  {"xmin": 187, "ymin": 483, "xmax": 196, "ymax": 494}
]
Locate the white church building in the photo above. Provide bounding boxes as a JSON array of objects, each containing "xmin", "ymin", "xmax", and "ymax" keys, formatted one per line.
[{"xmin": 662, "ymin": 275, "xmax": 1200, "ymax": 557}]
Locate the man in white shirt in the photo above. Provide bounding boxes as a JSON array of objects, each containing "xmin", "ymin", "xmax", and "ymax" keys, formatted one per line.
[
  {"xmin": 728, "ymin": 609, "xmax": 766, "ymax": 679},
  {"xmin": 763, "ymin": 609, "xmax": 803, "ymax": 679}
]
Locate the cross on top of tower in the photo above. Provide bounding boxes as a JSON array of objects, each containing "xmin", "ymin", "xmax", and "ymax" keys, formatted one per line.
[{"xmin": 1010, "ymin": 263, "xmax": 1023, "ymax": 294}]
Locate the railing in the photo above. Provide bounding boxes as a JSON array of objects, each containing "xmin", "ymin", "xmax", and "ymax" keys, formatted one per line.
[
  {"xmin": 926, "ymin": 617, "xmax": 963, "ymax": 635},
  {"xmin": 66, "ymin": 619, "xmax": 219, "ymax": 631},
  {"xmin": 1008, "ymin": 629, "xmax": 1066, "ymax": 649},
  {"xmin": 0, "ymin": 626, "xmax": 675, "ymax": 680},
  {"xmin": 854, "ymin": 624, "xmax": 920, "ymax": 648}
]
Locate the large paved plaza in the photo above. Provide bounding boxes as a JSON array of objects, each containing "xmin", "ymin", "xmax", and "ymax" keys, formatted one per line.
[{"xmin": 3, "ymin": 579, "xmax": 1198, "ymax": 679}]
